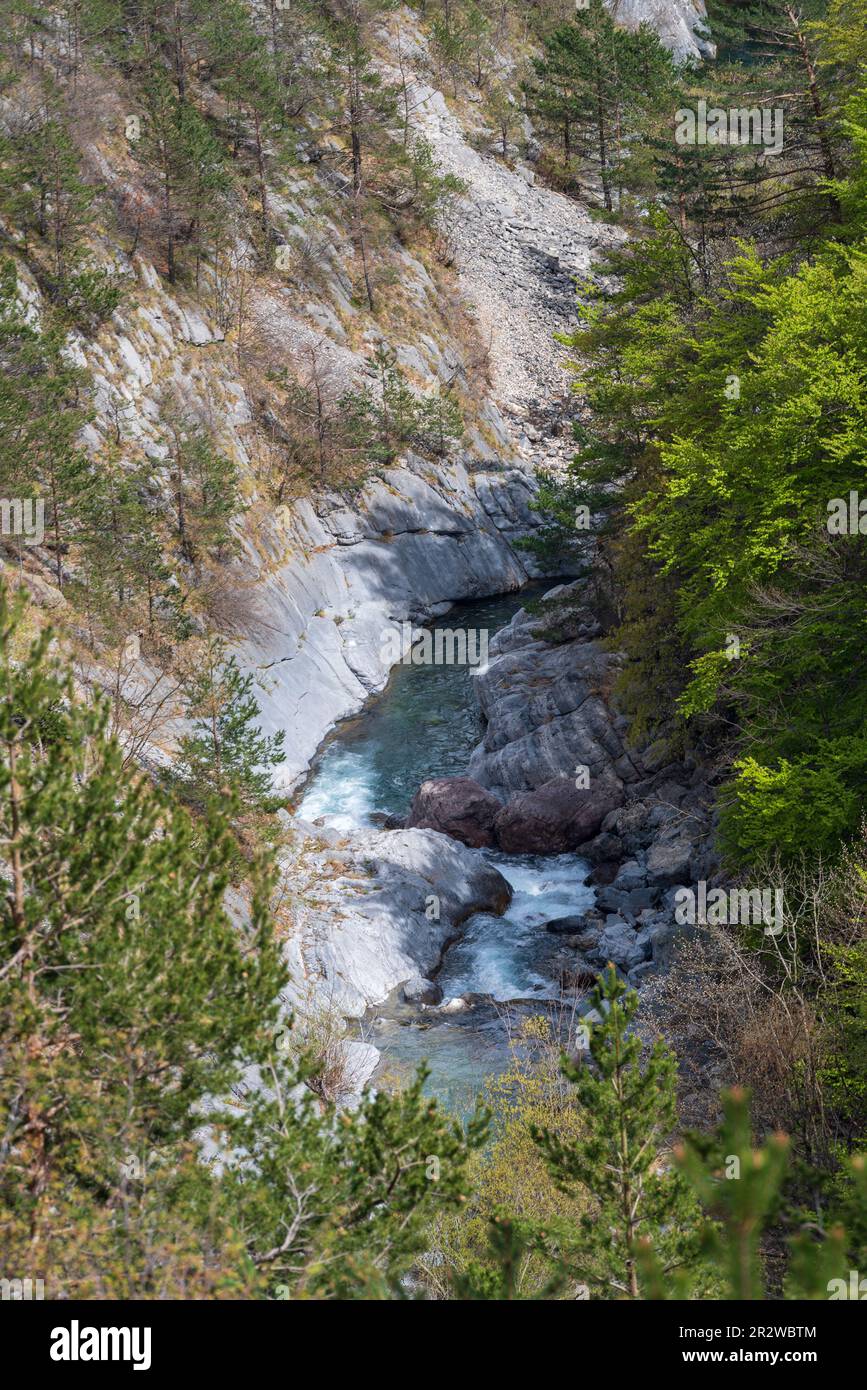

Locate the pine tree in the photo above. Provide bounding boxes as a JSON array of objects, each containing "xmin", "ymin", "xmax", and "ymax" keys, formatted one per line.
[
  {"xmin": 201, "ymin": 0, "xmax": 284, "ymax": 244},
  {"xmin": 0, "ymin": 258, "xmax": 92, "ymax": 588},
  {"xmin": 532, "ymin": 967, "xmax": 706, "ymax": 1298},
  {"xmin": 220, "ymin": 1060, "xmax": 489, "ymax": 1298},
  {"xmin": 177, "ymin": 636, "xmax": 286, "ymax": 809},
  {"xmin": 0, "ymin": 580, "xmax": 285, "ymax": 1292},
  {"xmin": 704, "ymin": 0, "xmax": 840, "ymax": 226},
  {"xmin": 136, "ymin": 70, "xmax": 229, "ymax": 283},
  {"xmin": 523, "ymin": 1, "xmax": 626, "ymax": 209},
  {"xmin": 162, "ymin": 411, "xmax": 241, "ymax": 563},
  {"xmin": 322, "ymin": 0, "xmax": 403, "ymax": 309},
  {"xmin": 639, "ymin": 1088, "xmax": 860, "ymax": 1300}
]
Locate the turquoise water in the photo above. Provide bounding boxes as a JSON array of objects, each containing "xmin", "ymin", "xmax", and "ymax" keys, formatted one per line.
[
  {"xmin": 297, "ymin": 588, "xmax": 547, "ymax": 829},
  {"xmin": 297, "ymin": 586, "xmax": 595, "ymax": 1109}
]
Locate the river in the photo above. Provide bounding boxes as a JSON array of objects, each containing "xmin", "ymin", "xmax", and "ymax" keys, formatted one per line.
[{"xmin": 296, "ymin": 585, "xmax": 595, "ymax": 1111}]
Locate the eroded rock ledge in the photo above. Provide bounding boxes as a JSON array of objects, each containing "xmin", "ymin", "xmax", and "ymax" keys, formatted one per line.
[{"xmin": 281, "ymin": 823, "xmax": 512, "ymax": 1019}]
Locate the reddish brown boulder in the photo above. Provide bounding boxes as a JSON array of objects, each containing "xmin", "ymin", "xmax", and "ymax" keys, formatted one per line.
[
  {"xmin": 405, "ymin": 777, "xmax": 502, "ymax": 849},
  {"xmin": 494, "ymin": 778, "xmax": 621, "ymax": 855}
]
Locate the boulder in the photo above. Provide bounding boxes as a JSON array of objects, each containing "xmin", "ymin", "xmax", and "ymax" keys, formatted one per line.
[
  {"xmin": 595, "ymin": 921, "xmax": 645, "ymax": 972},
  {"xmin": 405, "ymin": 776, "xmax": 502, "ymax": 849},
  {"xmin": 494, "ymin": 778, "xmax": 621, "ymax": 854},
  {"xmin": 589, "ymin": 860, "xmax": 620, "ymax": 886},
  {"xmin": 583, "ymin": 831, "xmax": 624, "ymax": 865},
  {"xmin": 402, "ymin": 975, "xmax": 443, "ymax": 1006},
  {"xmin": 612, "ymin": 860, "xmax": 647, "ymax": 891},
  {"xmin": 544, "ymin": 914, "xmax": 588, "ymax": 935},
  {"xmin": 467, "ymin": 624, "xmax": 639, "ymax": 801},
  {"xmin": 282, "ymin": 826, "xmax": 512, "ymax": 1018},
  {"xmin": 570, "ymin": 930, "xmax": 604, "ymax": 952},
  {"xmin": 627, "ymin": 960, "xmax": 658, "ymax": 989},
  {"xmin": 646, "ymin": 840, "xmax": 694, "ymax": 887},
  {"xmin": 595, "ymin": 885, "xmax": 635, "ymax": 916}
]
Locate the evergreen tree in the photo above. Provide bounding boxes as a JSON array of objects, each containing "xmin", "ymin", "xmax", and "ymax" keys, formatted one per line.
[
  {"xmin": 0, "ymin": 581, "xmax": 284, "ymax": 1292},
  {"xmin": 221, "ymin": 1061, "xmax": 489, "ymax": 1298},
  {"xmin": 201, "ymin": 0, "xmax": 284, "ymax": 244},
  {"xmin": 639, "ymin": 1089, "xmax": 860, "ymax": 1300},
  {"xmin": 0, "ymin": 258, "xmax": 92, "ymax": 588},
  {"xmin": 523, "ymin": 1, "xmax": 628, "ymax": 209},
  {"xmin": 0, "ymin": 103, "xmax": 122, "ymax": 324},
  {"xmin": 136, "ymin": 69, "xmax": 229, "ymax": 283},
  {"xmin": 177, "ymin": 637, "xmax": 286, "ymax": 808},
  {"xmin": 162, "ymin": 411, "xmax": 241, "ymax": 563},
  {"xmin": 533, "ymin": 968, "xmax": 707, "ymax": 1298}
]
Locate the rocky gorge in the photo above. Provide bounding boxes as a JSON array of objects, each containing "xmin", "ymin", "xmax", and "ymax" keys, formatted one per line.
[
  {"xmin": 1, "ymin": 1, "xmax": 724, "ymax": 1104},
  {"xmin": 288, "ymin": 572, "xmax": 721, "ymax": 1104},
  {"xmin": 263, "ymin": 5, "xmax": 725, "ymax": 1095}
]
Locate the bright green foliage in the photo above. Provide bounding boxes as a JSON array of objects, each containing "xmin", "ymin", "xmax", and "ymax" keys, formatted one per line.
[
  {"xmin": 632, "ymin": 234, "xmax": 867, "ymax": 858},
  {"xmin": 451, "ymin": 1215, "xmax": 567, "ymax": 1301},
  {"xmin": 639, "ymin": 1088, "xmax": 859, "ymax": 1300},
  {"xmin": 0, "ymin": 582, "xmax": 284, "ymax": 1293},
  {"xmin": 420, "ymin": 1013, "xmax": 593, "ymax": 1300},
  {"xmin": 676, "ymin": 1089, "xmax": 791, "ymax": 1300},
  {"xmin": 719, "ymin": 754, "xmax": 865, "ymax": 864},
  {"xmin": 539, "ymin": 68, "xmax": 867, "ymax": 860}
]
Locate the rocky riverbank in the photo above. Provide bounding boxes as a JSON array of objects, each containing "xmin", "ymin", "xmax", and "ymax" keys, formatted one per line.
[{"xmin": 403, "ymin": 580, "xmax": 722, "ymax": 993}]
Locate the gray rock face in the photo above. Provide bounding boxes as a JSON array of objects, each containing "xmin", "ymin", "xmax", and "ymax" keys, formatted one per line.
[
  {"xmin": 595, "ymin": 921, "xmax": 645, "ymax": 973},
  {"xmin": 649, "ymin": 920, "xmax": 701, "ymax": 971},
  {"xmin": 607, "ymin": 0, "xmax": 715, "ymax": 63},
  {"xmin": 243, "ymin": 454, "xmax": 536, "ymax": 792},
  {"xmin": 544, "ymin": 914, "xmax": 589, "ymax": 936},
  {"xmin": 468, "ymin": 601, "xmax": 642, "ymax": 800},
  {"xmin": 402, "ymin": 975, "xmax": 444, "ymax": 1006},
  {"xmin": 281, "ymin": 824, "xmax": 512, "ymax": 1018},
  {"xmin": 613, "ymin": 860, "xmax": 647, "ymax": 891},
  {"xmin": 337, "ymin": 1041, "xmax": 381, "ymax": 1109},
  {"xmin": 405, "ymin": 777, "xmax": 502, "ymax": 849}
]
